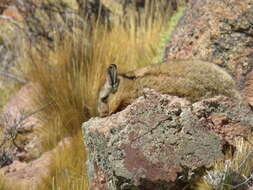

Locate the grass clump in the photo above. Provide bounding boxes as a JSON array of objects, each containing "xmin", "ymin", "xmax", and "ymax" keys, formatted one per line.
[
  {"xmin": 195, "ymin": 138, "xmax": 253, "ymax": 190},
  {"xmin": 0, "ymin": 173, "xmax": 27, "ymax": 190},
  {"xmin": 38, "ymin": 133, "xmax": 88, "ymax": 190}
]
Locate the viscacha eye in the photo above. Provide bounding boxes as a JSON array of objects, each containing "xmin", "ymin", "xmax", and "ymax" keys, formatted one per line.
[{"xmin": 101, "ymin": 95, "xmax": 108, "ymax": 103}]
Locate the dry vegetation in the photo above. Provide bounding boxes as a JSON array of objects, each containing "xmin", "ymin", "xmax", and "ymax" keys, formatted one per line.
[
  {"xmin": 38, "ymin": 133, "xmax": 88, "ymax": 190},
  {"xmin": 194, "ymin": 137, "xmax": 253, "ymax": 190},
  {"xmin": 0, "ymin": 174, "xmax": 26, "ymax": 190}
]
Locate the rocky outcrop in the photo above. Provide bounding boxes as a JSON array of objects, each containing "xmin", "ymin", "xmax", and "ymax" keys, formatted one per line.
[
  {"xmin": 83, "ymin": 89, "xmax": 253, "ymax": 190},
  {"xmin": 0, "ymin": 2, "xmax": 26, "ymax": 93},
  {"xmin": 1, "ymin": 83, "xmax": 43, "ymax": 163},
  {"xmin": 0, "ymin": 137, "xmax": 72, "ymax": 188},
  {"xmin": 164, "ymin": 0, "xmax": 253, "ymax": 105},
  {"xmin": 0, "ymin": 81, "xmax": 74, "ymax": 189}
]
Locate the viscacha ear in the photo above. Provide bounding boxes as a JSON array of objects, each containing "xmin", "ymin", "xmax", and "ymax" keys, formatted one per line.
[{"xmin": 107, "ymin": 64, "xmax": 119, "ymax": 93}]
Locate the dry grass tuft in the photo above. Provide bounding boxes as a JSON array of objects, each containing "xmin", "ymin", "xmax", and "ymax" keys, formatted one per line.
[
  {"xmin": 195, "ymin": 137, "xmax": 253, "ymax": 190},
  {"xmin": 37, "ymin": 133, "xmax": 88, "ymax": 190},
  {"xmin": 0, "ymin": 173, "xmax": 27, "ymax": 190}
]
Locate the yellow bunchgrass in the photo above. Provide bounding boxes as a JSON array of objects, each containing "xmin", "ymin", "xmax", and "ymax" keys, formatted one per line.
[
  {"xmin": 0, "ymin": 173, "xmax": 27, "ymax": 190},
  {"xmin": 37, "ymin": 133, "xmax": 88, "ymax": 190}
]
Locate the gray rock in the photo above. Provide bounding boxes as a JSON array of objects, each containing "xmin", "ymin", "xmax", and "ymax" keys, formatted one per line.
[{"xmin": 83, "ymin": 89, "xmax": 253, "ymax": 190}]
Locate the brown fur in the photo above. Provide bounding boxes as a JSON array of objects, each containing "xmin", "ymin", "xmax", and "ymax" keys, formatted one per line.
[{"xmin": 97, "ymin": 60, "xmax": 240, "ymax": 117}]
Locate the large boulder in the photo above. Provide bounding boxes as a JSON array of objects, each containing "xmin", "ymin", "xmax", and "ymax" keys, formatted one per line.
[
  {"xmin": 83, "ymin": 89, "xmax": 253, "ymax": 190},
  {"xmin": 164, "ymin": 0, "xmax": 253, "ymax": 105}
]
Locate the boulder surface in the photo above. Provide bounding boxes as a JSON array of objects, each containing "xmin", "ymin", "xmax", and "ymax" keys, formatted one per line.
[{"xmin": 83, "ymin": 89, "xmax": 253, "ymax": 190}]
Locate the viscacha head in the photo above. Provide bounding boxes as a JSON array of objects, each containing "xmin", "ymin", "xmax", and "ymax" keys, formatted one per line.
[{"xmin": 97, "ymin": 64, "xmax": 120, "ymax": 117}]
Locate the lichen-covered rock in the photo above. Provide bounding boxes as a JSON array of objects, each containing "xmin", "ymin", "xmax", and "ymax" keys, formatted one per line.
[
  {"xmin": 0, "ymin": 21, "xmax": 21, "ymax": 73},
  {"xmin": 15, "ymin": 0, "xmax": 83, "ymax": 45},
  {"xmin": 0, "ymin": 6, "xmax": 26, "ymax": 92},
  {"xmin": 164, "ymin": 0, "xmax": 253, "ymax": 105},
  {"xmin": 83, "ymin": 89, "xmax": 253, "ymax": 190}
]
